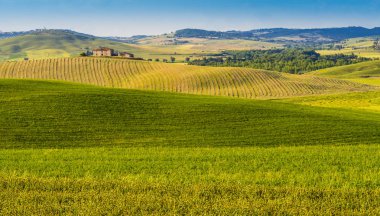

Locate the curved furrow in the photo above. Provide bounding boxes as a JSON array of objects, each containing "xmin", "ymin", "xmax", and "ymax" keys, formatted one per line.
[{"xmin": 0, "ymin": 58, "xmax": 374, "ymax": 99}]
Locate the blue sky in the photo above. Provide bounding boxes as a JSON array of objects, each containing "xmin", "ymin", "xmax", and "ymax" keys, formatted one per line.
[{"xmin": 1, "ymin": 0, "xmax": 380, "ymax": 36}]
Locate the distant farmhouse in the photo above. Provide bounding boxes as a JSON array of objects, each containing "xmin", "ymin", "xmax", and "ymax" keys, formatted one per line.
[
  {"xmin": 93, "ymin": 47, "xmax": 115, "ymax": 57},
  {"xmin": 92, "ymin": 47, "xmax": 134, "ymax": 58},
  {"xmin": 119, "ymin": 52, "xmax": 134, "ymax": 58}
]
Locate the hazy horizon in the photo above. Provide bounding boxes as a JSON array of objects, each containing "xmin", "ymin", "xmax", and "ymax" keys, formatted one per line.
[
  {"xmin": 2, "ymin": 26, "xmax": 380, "ymax": 38},
  {"xmin": 1, "ymin": 0, "xmax": 380, "ymax": 37}
]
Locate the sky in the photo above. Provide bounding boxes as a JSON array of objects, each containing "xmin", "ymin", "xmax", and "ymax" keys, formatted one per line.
[{"xmin": 1, "ymin": 0, "xmax": 380, "ymax": 37}]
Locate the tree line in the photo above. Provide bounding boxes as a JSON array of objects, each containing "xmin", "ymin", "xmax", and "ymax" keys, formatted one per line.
[
  {"xmin": 189, "ymin": 49, "xmax": 370, "ymax": 74},
  {"xmin": 374, "ymin": 39, "xmax": 380, "ymax": 50}
]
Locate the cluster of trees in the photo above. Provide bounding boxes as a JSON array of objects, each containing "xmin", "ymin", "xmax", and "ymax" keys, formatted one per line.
[
  {"xmin": 189, "ymin": 49, "xmax": 370, "ymax": 74},
  {"xmin": 146, "ymin": 57, "xmax": 178, "ymax": 63},
  {"xmin": 374, "ymin": 39, "xmax": 380, "ymax": 50},
  {"xmin": 150, "ymin": 57, "xmax": 191, "ymax": 63}
]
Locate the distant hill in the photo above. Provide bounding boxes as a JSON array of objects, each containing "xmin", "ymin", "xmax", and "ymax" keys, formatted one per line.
[
  {"xmin": 105, "ymin": 35, "xmax": 150, "ymax": 43},
  {"xmin": 0, "ymin": 29, "xmax": 143, "ymax": 61},
  {"xmin": 0, "ymin": 29, "xmax": 94, "ymax": 40},
  {"xmin": 0, "ymin": 30, "xmax": 30, "ymax": 39},
  {"xmin": 2, "ymin": 27, "xmax": 380, "ymax": 62},
  {"xmin": 175, "ymin": 27, "xmax": 380, "ymax": 42}
]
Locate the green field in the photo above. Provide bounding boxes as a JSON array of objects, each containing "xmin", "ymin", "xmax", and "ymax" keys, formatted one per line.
[
  {"xmin": 1, "ymin": 79, "xmax": 379, "ymax": 148},
  {"xmin": 311, "ymin": 60, "xmax": 380, "ymax": 86},
  {"xmin": 2, "ymin": 146, "xmax": 380, "ymax": 215},
  {"xmin": 285, "ymin": 91, "xmax": 380, "ymax": 113},
  {"xmin": 0, "ymin": 79, "xmax": 379, "ymax": 214}
]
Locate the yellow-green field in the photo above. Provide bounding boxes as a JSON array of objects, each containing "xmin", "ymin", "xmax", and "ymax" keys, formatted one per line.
[
  {"xmin": 25, "ymin": 49, "xmax": 71, "ymax": 59},
  {"xmin": 349, "ymin": 78, "xmax": 380, "ymax": 86},
  {"xmin": 0, "ymin": 79, "xmax": 379, "ymax": 214},
  {"xmin": 285, "ymin": 91, "xmax": 380, "ymax": 113},
  {"xmin": 0, "ymin": 57, "xmax": 374, "ymax": 99},
  {"xmin": 317, "ymin": 49, "xmax": 380, "ymax": 59},
  {"xmin": 311, "ymin": 60, "xmax": 380, "ymax": 86}
]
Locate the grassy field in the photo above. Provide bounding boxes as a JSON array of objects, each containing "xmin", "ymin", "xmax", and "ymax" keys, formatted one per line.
[
  {"xmin": 285, "ymin": 91, "xmax": 380, "ymax": 113},
  {"xmin": 1, "ymin": 79, "xmax": 379, "ymax": 148},
  {"xmin": 1, "ymin": 146, "xmax": 380, "ymax": 215},
  {"xmin": 0, "ymin": 79, "xmax": 379, "ymax": 214},
  {"xmin": 0, "ymin": 57, "xmax": 374, "ymax": 99},
  {"xmin": 311, "ymin": 60, "xmax": 380, "ymax": 86}
]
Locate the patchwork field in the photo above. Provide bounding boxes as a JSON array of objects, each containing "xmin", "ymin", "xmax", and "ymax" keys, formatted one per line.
[
  {"xmin": 0, "ymin": 79, "xmax": 379, "ymax": 214},
  {"xmin": 132, "ymin": 36, "xmax": 283, "ymax": 60},
  {"xmin": 0, "ymin": 58, "xmax": 375, "ymax": 99},
  {"xmin": 317, "ymin": 36, "xmax": 380, "ymax": 59}
]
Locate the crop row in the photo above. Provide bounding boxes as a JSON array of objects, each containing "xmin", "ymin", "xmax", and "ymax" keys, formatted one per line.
[{"xmin": 0, "ymin": 58, "xmax": 372, "ymax": 98}]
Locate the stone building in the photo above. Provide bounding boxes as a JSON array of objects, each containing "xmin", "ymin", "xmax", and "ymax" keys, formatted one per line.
[
  {"xmin": 119, "ymin": 52, "xmax": 135, "ymax": 58},
  {"xmin": 93, "ymin": 47, "xmax": 114, "ymax": 57}
]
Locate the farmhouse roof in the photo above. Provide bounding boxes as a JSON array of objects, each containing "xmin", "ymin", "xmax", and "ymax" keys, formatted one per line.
[{"xmin": 93, "ymin": 47, "xmax": 113, "ymax": 51}]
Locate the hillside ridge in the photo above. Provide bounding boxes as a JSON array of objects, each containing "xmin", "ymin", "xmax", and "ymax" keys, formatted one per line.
[{"xmin": 175, "ymin": 27, "xmax": 380, "ymax": 41}]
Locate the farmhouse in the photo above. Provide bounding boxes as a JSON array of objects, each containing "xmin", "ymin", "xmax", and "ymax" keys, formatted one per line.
[
  {"xmin": 92, "ymin": 48, "xmax": 135, "ymax": 58},
  {"xmin": 119, "ymin": 52, "xmax": 134, "ymax": 58},
  {"xmin": 93, "ymin": 47, "xmax": 115, "ymax": 57}
]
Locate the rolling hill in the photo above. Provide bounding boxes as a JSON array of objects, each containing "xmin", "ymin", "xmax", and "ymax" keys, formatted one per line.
[
  {"xmin": 0, "ymin": 57, "xmax": 375, "ymax": 99},
  {"xmin": 0, "ymin": 29, "xmax": 144, "ymax": 61},
  {"xmin": 311, "ymin": 60, "xmax": 380, "ymax": 86},
  {"xmin": 1, "ymin": 79, "xmax": 379, "ymax": 149}
]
